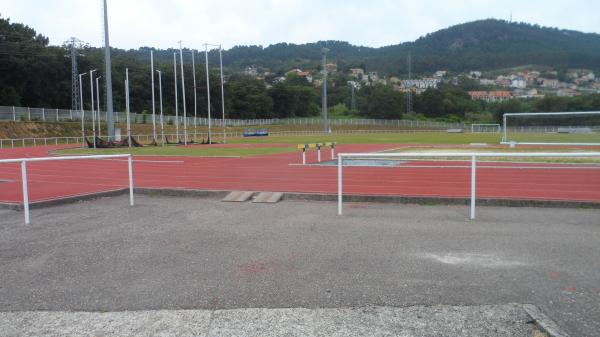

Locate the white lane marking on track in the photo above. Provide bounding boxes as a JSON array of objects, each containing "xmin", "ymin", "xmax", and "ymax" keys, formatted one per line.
[{"xmin": 105, "ymin": 159, "xmax": 185, "ymax": 163}]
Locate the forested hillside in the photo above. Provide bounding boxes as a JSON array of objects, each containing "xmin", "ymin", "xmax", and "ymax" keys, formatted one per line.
[{"xmin": 2, "ymin": 16, "xmax": 600, "ymax": 122}]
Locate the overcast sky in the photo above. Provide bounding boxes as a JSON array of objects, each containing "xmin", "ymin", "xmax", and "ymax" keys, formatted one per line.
[{"xmin": 3, "ymin": 0, "xmax": 599, "ymax": 49}]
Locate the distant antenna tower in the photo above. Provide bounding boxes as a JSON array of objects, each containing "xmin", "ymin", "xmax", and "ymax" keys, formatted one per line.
[
  {"xmin": 406, "ymin": 53, "xmax": 413, "ymax": 113},
  {"xmin": 66, "ymin": 37, "xmax": 84, "ymax": 111}
]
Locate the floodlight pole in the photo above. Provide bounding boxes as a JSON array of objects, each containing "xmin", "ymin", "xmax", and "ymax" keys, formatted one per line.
[
  {"xmin": 204, "ymin": 45, "xmax": 212, "ymax": 144},
  {"xmin": 157, "ymin": 70, "xmax": 165, "ymax": 146},
  {"xmin": 219, "ymin": 45, "xmax": 226, "ymax": 143},
  {"xmin": 96, "ymin": 76, "xmax": 101, "ymax": 137},
  {"xmin": 78, "ymin": 72, "xmax": 87, "ymax": 147},
  {"xmin": 502, "ymin": 114, "xmax": 507, "ymax": 143},
  {"xmin": 125, "ymin": 68, "xmax": 131, "ymax": 148},
  {"xmin": 191, "ymin": 49, "xmax": 198, "ymax": 143},
  {"xmin": 321, "ymin": 47, "xmax": 329, "ymax": 133},
  {"xmin": 90, "ymin": 69, "xmax": 97, "ymax": 149},
  {"xmin": 179, "ymin": 41, "xmax": 187, "ymax": 145},
  {"xmin": 151, "ymin": 50, "xmax": 156, "ymax": 143},
  {"xmin": 103, "ymin": 0, "xmax": 115, "ymax": 141},
  {"xmin": 173, "ymin": 52, "xmax": 179, "ymax": 142}
]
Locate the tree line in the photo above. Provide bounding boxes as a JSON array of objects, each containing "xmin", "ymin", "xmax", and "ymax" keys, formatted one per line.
[{"xmin": 2, "ymin": 15, "xmax": 600, "ymax": 123}]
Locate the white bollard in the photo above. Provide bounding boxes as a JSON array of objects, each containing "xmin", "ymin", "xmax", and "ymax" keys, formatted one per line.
[
  {"xmin": 337, "ymin": 155, "xmax": 343, "ymax": 215},
  {"xmin": 128, "ymin": 155, "xmax": 134, "ymax": 206},
  {"xmin": 470, "ymin": 155, "xmax": 476, "ymax": 220},
  {"xmin": 21, "ymin": 161, "xmax": 30, "ymax": 224}
]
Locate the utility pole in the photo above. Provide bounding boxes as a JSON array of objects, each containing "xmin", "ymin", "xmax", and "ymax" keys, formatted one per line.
[
  {"xmin": 103, "ymin": 0, "xmax": 115, "ymax": 141},
  {"xmin": 157, "ymin": 70, "xmax": 164, "ymax": 146},
  {"xmin": 78, "ymin": 72, "xmax": 87, "ymax": 147},
  {"xmin": 96, "ymin": 76, "xmax": 101, "ymax": 137},
  {"xmin": 151, "ymin": 50, "xmax": 156, "ymax": 143},
  {"xmin": 321, "ymin": 47, "xmax": 330, "ymax": 133},
  {"xmin": 173, "ymin": 52, "xmax": 179, "ymax": 142},
  {"xmin": 350, "ymin": 82, "xmax": 356, "ymax": 111},
  {"xmin": 68, "ymin": 37, "xmax": 82, "ymax": 111},
  {"xmin": 191, "ymin": 49, "xmax": 198, "ymax": 142},
  {"xmin": 219, "ymin": 45, "xmax": 226, "ymax": 143},
  {"xmin": 125, "ymin": 68, "xmax": 131, "ymax": 148},
  {"xmin": 405, "ymin": 53, "xmax": 413, "ymax": 113},
  {"xmin": 204, "ymin": 45, "xmax": 212, "ymax": 144},
  {"xmin": 179, "ymin": 41, "xmax": 187, "ymax": 145},
  {"xmin": 406, "ymin": 53, "xmax": 413, "ymax": 113},
  {"xmin": 89, "ymin": 69, "xmax": 97, "ymax": 149}
]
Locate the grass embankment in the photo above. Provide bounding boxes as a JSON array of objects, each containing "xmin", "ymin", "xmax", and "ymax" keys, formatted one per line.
[{"xmin": 52, "ymin": 145, "xmax": 295, "ymax": 157}]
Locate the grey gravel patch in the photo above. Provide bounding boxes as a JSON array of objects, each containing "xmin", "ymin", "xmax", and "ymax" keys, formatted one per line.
[
  {"xmin": 421, "ymin": 253, "xmax": 528, "ymax": 268},
  {"xmin": 1, "ymin": 196, "xmax": 597, "ymax": 336},
  {"xmin": 0, "ymin": 305, "xmax": 541, "ymax": 337}
]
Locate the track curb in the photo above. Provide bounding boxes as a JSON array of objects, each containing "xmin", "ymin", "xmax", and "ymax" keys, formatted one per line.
[
  {"xmin": 2, "ymin": 187, "xmax": 600, "ymax": 210},
  {"xmin": 523, "ymin": 304, "xmax": 571, "ymax": 337}
]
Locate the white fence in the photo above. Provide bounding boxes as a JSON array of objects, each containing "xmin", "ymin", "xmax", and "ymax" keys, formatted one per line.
[
  {"xmin": 0, "ymin": 129, "xmax": 463, "ymax": 149},
  {"xmin": 336, "ymin": 152, "xmax": 600, "ymax": 219},
  {"xmin": 0, "ymin": 154, "xmax": 134, "ymax": 224},
  {"xmin": 0, "ymin": 105, "xmax": 463, "ymax": 129}
]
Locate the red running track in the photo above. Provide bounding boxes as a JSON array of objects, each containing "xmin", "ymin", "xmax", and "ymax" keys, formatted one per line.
[{"xmin": 1, "ymin": 144, "xmax": 600, "ymax": 204}]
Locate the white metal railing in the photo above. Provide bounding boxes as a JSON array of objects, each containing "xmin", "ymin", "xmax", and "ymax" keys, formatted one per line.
[
  {"xmin": 0, "ymin": 154, "xmax": 134, "ymax": 224},
  {"xmin": 337, "ymin": 152, "xmax": 600, "ymax": 219}
]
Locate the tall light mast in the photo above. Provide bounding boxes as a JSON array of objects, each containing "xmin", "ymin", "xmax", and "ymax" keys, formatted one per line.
[{"xmin": 103, "ymin": 0, "xmax": 115, "ymax": 140}]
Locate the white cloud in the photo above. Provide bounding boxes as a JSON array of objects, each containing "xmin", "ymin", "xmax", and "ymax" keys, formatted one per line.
[{"xmin": 2, "ymin": 0, "xmax": 599, "ymax": 49}]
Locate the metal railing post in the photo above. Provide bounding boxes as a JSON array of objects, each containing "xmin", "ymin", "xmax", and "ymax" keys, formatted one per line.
[
  {"xmin": 470, "ymin": 155, "xmax": 476, "ymax": 220},
  {"xmin": 128, "ymin": 155, "xmax": 134, "ymax": 206},
  {"xmin": 317, "ymin": 146, "xmax": 321, "ymax": 162},
  {"xmin": 21, "ymin": 161, "xmax": 30, "ymax": 224},
  {"xmin": 338, "ymin": 155, "xmax": 343, "ymax": 215}
]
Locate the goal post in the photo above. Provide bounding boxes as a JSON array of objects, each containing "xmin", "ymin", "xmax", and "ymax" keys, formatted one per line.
[
  {"xmin": 502, "ymin": 111, "xmax": 600, "ymax": 146},
  {"xmin": 471, "ymin": 123, "xmax": 501, "ymax": 133}
]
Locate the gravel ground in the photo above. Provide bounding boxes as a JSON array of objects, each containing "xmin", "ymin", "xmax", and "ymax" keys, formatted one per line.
[
  {"xmin": 0, "ymin": 305, "xmax": 542, "ymax": 337},
  {"xmin": 1, "ymin": 195, "xmax": 599, "ymax": 335}
]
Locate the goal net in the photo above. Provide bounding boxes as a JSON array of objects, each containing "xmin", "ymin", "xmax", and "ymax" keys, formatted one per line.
[
  {"xmin": 502, "ymin": 112, "xmax": 600, "ymax": 145},
  {"xmin": 471, "ymin": 124, "xmax": 501, "ymax": 133}
]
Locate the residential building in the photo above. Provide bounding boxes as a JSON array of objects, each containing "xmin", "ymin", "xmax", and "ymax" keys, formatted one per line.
[
  {"xmin": 540, "ymin": 78, "xmax": 559, "ymax": 89},
  {"xmin": 469, "ymin": 71, "xmax": 482, "ymax": 79},
  {"xmin": 349, "ymin": 68, "xmax": 365, "ymax": 78},
  {"xmin": 244, "ymin": 65, "xmax": 258, "ymax": 77},
  {"xmin": 433, "ymin": 70, "xmax": 447, "ymax": 79},
  {"xmin": 400, "ymin": 78, "xmax": 441, "ymax": 90},
  {"xmin": 468, "ymin": 91, "xmax": 512, "ymax": 102},
  {"xmin": 368, "ymin": 71, "xmax": 379, "ymax": 82},
  {"xmin": 511, "ymin": 76, "xmax": 527, "ymax": 89},
  {"xmin": 495, "ymin": 76, "xmax": 512, "ymax": 87}
]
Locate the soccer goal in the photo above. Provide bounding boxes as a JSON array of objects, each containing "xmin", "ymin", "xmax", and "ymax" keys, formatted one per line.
[
  {"xmin": 471, "ymin": 123, "xmax": 501, "ymax": 133},
  {"xmin": 502, "ymin": 111, "xmax": 600, "ymax": 146}
]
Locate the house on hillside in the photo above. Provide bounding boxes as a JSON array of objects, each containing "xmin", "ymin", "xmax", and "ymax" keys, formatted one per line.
[
  {"xmin": 433, "ymin": 70, "xmax": 447, "ymax": 79},
  {"xmin": 285, "ymin": 69, "xmax": 313, "ymax": 83},
  {"xmin": 468, "ymin": 91, "xmax": 512, "ymax": 102},
  {"xmin": 511, "ymin": 76, "xmax": 527, "ymax": 89},
  {"xmin": 349, "ymin": 68, "xmax": 365, "ymax": 78},
  {"xmin": 469, "ymin": 71, "xmax": 482, "ymax": 79}
]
